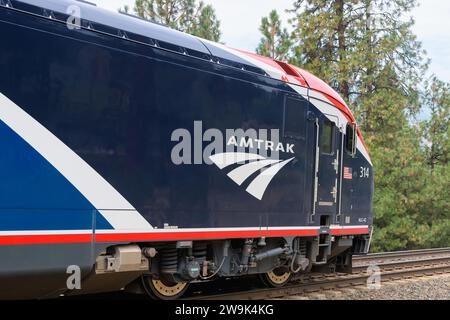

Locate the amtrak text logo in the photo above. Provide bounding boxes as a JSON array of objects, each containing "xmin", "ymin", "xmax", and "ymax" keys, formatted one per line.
[
  {"xmin": 170, "ymin": 121, "xmax": 296, "ymax": 200},
  {"xmin": 171, "ymin": 121, "xmax": 295, "ymax": 165}
]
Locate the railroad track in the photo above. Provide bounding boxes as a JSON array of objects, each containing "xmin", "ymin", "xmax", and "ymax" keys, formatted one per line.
[
  {"xmin": 354, "ymin": 247, "xmax": 450, "ymax": 262},
  {"xmin": 184, "ymin": 248, "xmax": 450, "ymax": 300}
]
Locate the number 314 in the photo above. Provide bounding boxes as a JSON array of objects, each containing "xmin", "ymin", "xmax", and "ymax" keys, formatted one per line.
[{"xmin": 360, "ymin": 167, "xmax": 370, "ymax": 178}]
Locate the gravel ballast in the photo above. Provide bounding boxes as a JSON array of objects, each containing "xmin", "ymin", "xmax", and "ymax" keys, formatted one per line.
[{"xmin": 286, "ymin": 273, "xmax": 450, "ymax": 300}]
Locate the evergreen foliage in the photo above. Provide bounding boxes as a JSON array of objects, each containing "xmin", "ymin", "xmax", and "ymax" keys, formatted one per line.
[
  {"xmin": 256, "ymin": 10, "xmax": 292, "ymax": 61},
  {"xmin": 258, "ymin": 0, "xmax": 449, "ymax": 251},
  {"xmin": 122, "ymin": 0, "xmax": 221, "ymax": 41}
]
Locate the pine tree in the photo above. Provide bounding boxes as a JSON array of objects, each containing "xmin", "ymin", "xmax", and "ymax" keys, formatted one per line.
[
  {"xmin": 190, "ymin": 4, "xmax": 221, "ymax": 42},
  {"xmin": 256, "ymin": 10, "xmax": 292, "ymax": 61},
  {"xmin": 369, "ymin": 75, "xmax": 450, "ymax": 251},
  {"xmin": 122, "ymin": 0, "xmax": 221, "ymax": 41},
  {"xmin": 354, "ymin": 0, "xmax": 427, "ymax": 134},
  {"xmin": 288, "ymin": 0, "xmax": 426, "ymax": 117},
  {"xmin": 288, "ymin": 0, "xmax": 363, "ymax": 101},
  {"xmin": 412, "ymin": 77, "xmax": 450, "ymax": 249},
  {"xmin": 354, "ymin": 0, "xmax": 428, "ymax": 252},
  {"xmin": 421, "ymin": 76, "xmax": 450, "ymax": 169}
]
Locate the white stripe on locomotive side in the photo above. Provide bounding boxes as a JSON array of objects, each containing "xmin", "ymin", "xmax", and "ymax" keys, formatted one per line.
[
  {"xmin": 0, "ymin": 230, "xmax": 92, "ymax": 236},
  {"xmin": 0, "ymin": 93, "xmax": 153, "ymax": 231},
  {"xmin": 330, "ymin": 225, "xmax": 370, "ymax": 230},
  {"xmin": 96, "ymin": 226, "xmax": 323, "ymax": 234}
]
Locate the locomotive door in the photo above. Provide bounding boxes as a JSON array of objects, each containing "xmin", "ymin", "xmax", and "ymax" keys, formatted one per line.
[{"xmin": 312, "ymin": 115, "xmax": 340, "ymax": 222}]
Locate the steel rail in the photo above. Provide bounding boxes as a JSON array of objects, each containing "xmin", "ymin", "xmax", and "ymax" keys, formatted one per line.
[
  {"xmin": 354, "ymin": 247, "xmax": 450, "ymax": 261},
  {"xmin": 353, "ymin": 255, "xmax": 450, "ymax": 271}
]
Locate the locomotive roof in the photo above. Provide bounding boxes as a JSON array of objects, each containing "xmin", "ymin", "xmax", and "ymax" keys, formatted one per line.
[{"xmin": 10, "ymin": 0, "xmax": 356, "ymax": 124}]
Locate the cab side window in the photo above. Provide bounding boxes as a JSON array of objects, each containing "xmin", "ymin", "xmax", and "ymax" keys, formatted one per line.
[
  {"xmin": 320, "ymin": 120, "xmax": 334, "ymax": 154},
  {"xmin": 345, "ymin": 123, "xmax": 356, "ymax": 156},
  {"xmin": 284, "ymin": 97, "xmax": 306, "ymax": 139}
]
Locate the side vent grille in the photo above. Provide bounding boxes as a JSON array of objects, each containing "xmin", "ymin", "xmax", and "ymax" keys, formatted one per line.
[
  {"xmin": 81, "ymin": 19, "xmax": 94, "ymax": 30},
  {"xmin": 274, "ymin": 60, "xmax": 300, "ymax": 77},
  {"xmin": 0, "ymin": 0, "xmax": 12, "ymax": 8},
  {"xmin": 214, "ymin": 57, "xmax": 266, "ymax": 76},
  {"xmin": 157, "ymin": 40, "xmax": 186, "ymax": 54},
  {"xmin": 117, "ymin": 30, "xmax": 129, "ymax": 39},
  {"xmin": 42, "ymin": 9, "xmax": 55, "ymax": 19},
  {"xmin": 274, "ymin": 60, "xmax": 307, "ymax": 86}
]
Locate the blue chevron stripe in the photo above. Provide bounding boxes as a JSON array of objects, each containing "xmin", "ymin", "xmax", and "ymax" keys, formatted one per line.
[{"xmin": 0, "ymin": 120, "xmax": 113, "ymax": 231}]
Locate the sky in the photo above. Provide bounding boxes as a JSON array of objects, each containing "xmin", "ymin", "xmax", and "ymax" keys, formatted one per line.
[{"xmin": 91, "ymin": 0, "xmax": 450, "ymax": 83}]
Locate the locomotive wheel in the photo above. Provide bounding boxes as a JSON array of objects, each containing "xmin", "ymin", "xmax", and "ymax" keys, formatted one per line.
[
  {"xmin": 259, "ymin": 268, "xmax": 292, "ymax": 288},
  {"xmin": 142, "ymin": 275, "xmax": 189, "ymax": 300}
]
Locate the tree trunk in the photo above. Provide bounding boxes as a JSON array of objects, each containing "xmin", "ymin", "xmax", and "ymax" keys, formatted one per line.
[
  {"xmin": 363, "ymin": 0, "xmax": 373, "ymax": 132},
  {"xmin": 336, "ymin": 0, "xmax": 350, "ymax": 101}
]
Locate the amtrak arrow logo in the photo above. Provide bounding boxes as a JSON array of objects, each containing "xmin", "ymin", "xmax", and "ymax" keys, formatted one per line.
[{"xmin": 209, "ymin": 152, "xmax": 294, "ymax": 200}]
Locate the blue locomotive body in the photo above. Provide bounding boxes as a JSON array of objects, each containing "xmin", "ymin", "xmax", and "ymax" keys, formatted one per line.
[{"xmin": 0, "ymin": 0, "xmax": 373, "ymax": 299}]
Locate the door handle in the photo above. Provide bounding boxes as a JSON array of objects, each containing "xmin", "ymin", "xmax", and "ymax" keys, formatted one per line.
[
  {"xmin": 330, "ymin": 187, "xmax": 337, "ymax": 200},
  {"xmin": 332, "ymin": 150, "xmax": 339, "ymax": 174},
  {"xmin": 330, "ymin": 179, "xmax": 338, "ymax": 202},
  {"xmin": 332, "ymin": 159, "xmax": 339, "ymax": 173}
]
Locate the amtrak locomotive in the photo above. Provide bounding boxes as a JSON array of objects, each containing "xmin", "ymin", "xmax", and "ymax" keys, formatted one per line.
[{"xmin": 0, "ymin": 0, "xmax": 373, "ymax": 299}]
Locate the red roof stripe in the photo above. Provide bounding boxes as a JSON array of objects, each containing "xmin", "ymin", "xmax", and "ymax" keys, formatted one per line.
[
  {"xmin": 232, "ymin": 48, "xmax": 288, "ymax": 74},
  {"xmin": 324, "ymin": 94, "xmax": 355, "ymax": 124},
  {"xmin": 229, "ymin": 49, "xmax": 305, "ymax": 87},
  {"xmin": 233, "ymin": 49, "xmax": 354, "ymax": 119},
  {"xmin": 356, "ymin": 127, "xmax": 368, "ymax": 154},
  {"xmin": 291, "ymin": 66, "xmax": 346, "ymax": 104}
]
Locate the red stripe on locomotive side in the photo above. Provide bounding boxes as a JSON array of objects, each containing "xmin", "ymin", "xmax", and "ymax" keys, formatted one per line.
[
  {"xmin": 0, "ymin": 227, "xmax": 370, "ymax": 245},
  {"xmin": 0, "ymin": 229, "xmax": 319, "ymax": 245},
  {"xmin": 330, "ymin": 228, "xmax": 370, "ymax": 236},
  {"xmin": 0, "ymin": 234, "xmax": 92, "ymax": 245},
  {"xmin": 95, "ymin": 229, "xmax": 320, "ymax": 243}
]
